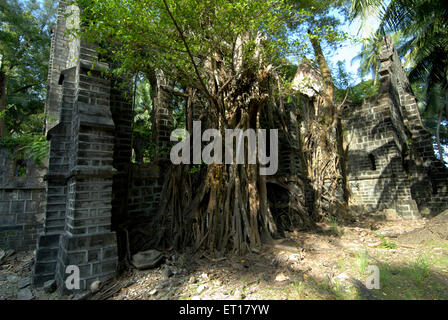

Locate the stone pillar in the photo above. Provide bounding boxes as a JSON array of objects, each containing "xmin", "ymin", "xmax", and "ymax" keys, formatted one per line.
[
  {"xmin": 33, "ymin": 3, "xmax": 134, "ymax": 292},
  {"xmin": 341, "ymin": 36, "xmax": 422, "ymax": 219},
  {"xmin": 53, "ymin": 59, "xmax": 119, "ymax": 293},
  {"xmin": 152, "ymin": 69, "xmax": 174, "ymax": 161},
  {"xmin": 44, "ymin": 1, "xmax": 71, "ymax": 134},
  {"xmin": 34, "ymin": 2, "xmax": 84, "ymax": 286},
  {"xmin": 33, "ymin": 66, "xmax": 77, "ymax": 287}
]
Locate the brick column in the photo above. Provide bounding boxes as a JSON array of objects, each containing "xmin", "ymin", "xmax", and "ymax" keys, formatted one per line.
[
  {"xmin": 379, "ymin": 36, "xmax": 448, "ymax": 215},
  {"xmin": 33, "ymin": 3, "xmax": 133, "ymax": 292},
  {"xmin": 110, "ymin": 77, "xmax": 133, "ymax": 240},
  {"xmin": 152, "ymin": 69, "xmax": 174, "ymax": 161},
  {"xmin": 53, "ymin": 58, "xmax": 119, "ymax": 293},
  {"xmin": 33, "ymin": 67, "xmax": 77, "ymax": 286}
]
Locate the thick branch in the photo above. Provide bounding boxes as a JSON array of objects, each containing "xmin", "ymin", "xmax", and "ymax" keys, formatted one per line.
[
  {"xmin": 308, "ymin": 30, "xmax": 335, "ymax": 124},
  {"xmin": 162, "ymin": 0, "xmax": 215, "ymax": 103}
]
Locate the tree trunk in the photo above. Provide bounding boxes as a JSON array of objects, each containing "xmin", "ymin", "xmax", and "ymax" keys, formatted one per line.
[
  {"xmin": 0, "ymin": 69, "xmax": 7, "ymax": 138},
  {"xmin": 373, "ymin": 67, "xmax": 378, "ymax": 86},
  {"xmin": 437, "ymin": 107, "xmax": 444, "ymax": 161},
  {"xmin": 143, "ymin": 63, "xmax": 283, "ymax": 255},
  {"xmin": 186, "ymin": 87, "xmax": 195, "ymax": 135},
  {"xmin": 303, "ymin": 31, "xmax": 348, "ymax": 216},
  {"xmin": 308, "ymin": 30, "xmax": 334, "ymax": 125},
  {"xmin": 149, "ymin": 119, "xmax": 277, "ymax": 254}
]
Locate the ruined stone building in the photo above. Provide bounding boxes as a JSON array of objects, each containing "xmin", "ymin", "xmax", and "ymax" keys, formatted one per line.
[
  {"xmin": 342, "ymin": 36, "xmax": 448, "ymax": 218},
  {"xmin": 0, "ymin": 2, "xmax": 447, "ymax": 292}
]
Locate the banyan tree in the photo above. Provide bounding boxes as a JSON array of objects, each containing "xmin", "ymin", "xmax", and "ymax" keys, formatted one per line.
[{"xmin": 76, "ymin": 0, "xmax": 347, "ymax": 255}]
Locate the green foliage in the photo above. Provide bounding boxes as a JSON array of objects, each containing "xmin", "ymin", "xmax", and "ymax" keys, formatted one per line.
[
  {"xmin": 17, "ymin": 163, "xmax": 27, "ymax": 177},
  {"xmin": 280, "ymin": 64, "xmax": 299, "ymax": 82},
  {"xmin": 334, "ymin": 60, "xmax": 351, "ymax": 89},
  {"xmin": 333, "ymin": 59, "xmax": 380, "ymax": 104},
  {"xmin": 352, "ymin": 31, "xmax": 404, "ymax": 83},
  {"xmin": 141, "ymin": 140, "xmax": 157, "ymax": 163},
  {"xmin": 351, "ymin": 30, "xmax": 382, "ymax": 82},
  {"xmin": 172, "ymin": 87, "xmax": 186, "ymax": 130},
  {"xmin": 349, "ymin": 79, "xmax": 380, "ymax": 102},
  {"xmin": 287, "ymin": 0, "xmax": 351, "ymax": 51},
  {"xmin": 328, "ymin": 216, "xmax": 342, "ymax": 236},
  {"xmin": 0, "ymin": 0, "xmax": 57, "ymax": 135},
  {"xmin": 355, "ymin": 250, "xmax": 369, "ymax": 274},
  {"xmin": 77, "ymin": 0, "xmax": 294, "ymax": 93},
  {"xmin": 133, "ymin": 77, "xmax": 153, "ymax": 135},
  {"xmin": 0, "ymin": 133, "xmax": 49, "ymax": 166},
  {"xmin": 375, "ymin": 234, "xmax": 397, "ymax": 249},
  {"xmin": 132, "ymin": 76, "xmax": 155, "ymax": 163},
  {"xmin": 412, "ymin": 253, "xmax": 431, "ymax": 282},
  {"xmin": 335, "ymin": 78, "xmax": 379, "ymax": 104},
  {"xmin": 189, "ymin": 164, "xmax": 202, "ymax": 175}
]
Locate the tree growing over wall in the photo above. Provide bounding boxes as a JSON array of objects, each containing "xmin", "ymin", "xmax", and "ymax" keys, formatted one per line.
[
  {"xmin": 75, "ymin": 0, "xmax": 353, "ymax": 255},
  {"xmin": 77, "ymin": 0, "xmax": 298, "ymax": 254}
]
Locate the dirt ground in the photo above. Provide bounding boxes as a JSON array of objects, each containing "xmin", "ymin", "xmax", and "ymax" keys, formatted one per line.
[
  {"xmin": 0, "ymin": 251, "xmax": 59, "ymax": 300},
  {"xmin": 1, "ymin": 213, "xmax": 447, "ymax": 300}
]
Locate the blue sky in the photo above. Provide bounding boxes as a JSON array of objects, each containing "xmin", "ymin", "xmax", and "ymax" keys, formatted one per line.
[
  {"xmin": 285, "ymin": 8, "xmax": 381, "ymax": 87},
  {"xmin": 326, "ymin": 14, "xmax": 381, "ymax": 86}
]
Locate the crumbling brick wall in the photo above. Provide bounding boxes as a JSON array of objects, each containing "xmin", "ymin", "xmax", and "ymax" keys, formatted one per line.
[{"xmin": 0, "ymin": 147, "xmax": 46, "ymax": 251}]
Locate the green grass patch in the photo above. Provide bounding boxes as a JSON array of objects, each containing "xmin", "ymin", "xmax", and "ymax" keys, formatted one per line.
[
  {"xmin": 412, "ymin": 253, "xmax": 431, "ymax": 283},
  {"xmin": 375, "ymin": 254, "xmax": 447, "ymax": 300},
  {"xmin": 422, "ymin": 239, "xmax": 448, "ymax": 250},
  {"xmin": 375, "ymin": 234, "xmax": 397, "ymax": 249},
  {"xmin": 333, "ymin": 248, "xmax": 448, "ymax": 300},
  {"xmin": 355, "ymin": 250, "xmax": 369, "ymax": 275},
  {"xmin": 328, "ymin": 216, "xmax": 343, "ymax": 237}
]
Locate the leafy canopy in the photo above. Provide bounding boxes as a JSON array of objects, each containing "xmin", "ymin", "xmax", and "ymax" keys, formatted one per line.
[
  {"xmin": 0, "ymin": 0, "xmax": 57, "ymax": 135},
  {"xmin": 77, "ymin": 0, "xmax": 294, "ymax": 96}
]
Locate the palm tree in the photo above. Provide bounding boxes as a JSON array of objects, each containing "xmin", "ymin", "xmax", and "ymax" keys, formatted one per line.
[
  {"xmin": 351, "ymin": 0, "xmax": 448, "ymax": 90},
  {"xmin": 352, "ymin": 30, "xmax": 405, "ymax": 85},
  {"xmin": 422, "ymin": 83, "xmax": 447, "ymax": 161},
  {"xmin": 352, "ymin": 30, "xmax": 382, "ymax": 85},
  {"xmin": 397, "ymin": 0, "xmax": 448, "ymax": 118}
]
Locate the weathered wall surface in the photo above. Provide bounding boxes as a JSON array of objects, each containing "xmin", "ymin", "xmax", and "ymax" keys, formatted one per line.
[
  {"xmin": 152, "ymin": 70, "xmax": 174, "ymax": 162},
  {"xmin": 127, "ymin": 164, "xmax": 162, "ymax": 218},
  {"xmin": 0, "ymin": 148, "xmax": 46, "ymax": 251},
  {"xmin": 343, "ymin": 94, "xmax": 420, "ymax": 218}
]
